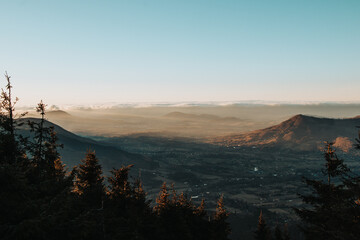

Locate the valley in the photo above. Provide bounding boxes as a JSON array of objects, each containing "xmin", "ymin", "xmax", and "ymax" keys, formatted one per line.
[
  {"xmin": 96, "ymin": 135, "xmax": 359, "ymax": 239},
  {"xmin": 24, "ymin": 104, "xmax": 360, "ymax": 239}
]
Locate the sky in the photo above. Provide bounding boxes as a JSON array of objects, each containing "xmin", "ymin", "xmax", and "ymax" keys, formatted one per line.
[{"xmin": 0, "ymin": 0, "xmax": 359, "ymax": 106}]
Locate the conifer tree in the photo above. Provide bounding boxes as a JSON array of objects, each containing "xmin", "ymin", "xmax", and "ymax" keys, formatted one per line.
[
  {"xmin": 153, "ymin": 183, "xmax": 214, "ymax": 240},
  {"xmin": 211, "ymin": 195, "xmax": 230, "ymax": 240},
  {"xmin": 170, "ymin": 183, "xmax": 177, "ymax": 204},
  {"xmin": 294, "ymin": 142, "xmax": 359, "ymax": 240},
  {"xmin": 44, "ymin": 127, "xmax": 66, "ymax": 181},
  {"xmin": 0, "ymin": 73, "xmax": 34, "ymax": 239},
  {"xmin": 214, "ymin": 195, "xmax": 229, "ymax": 221},
  {"xmin": 192, "ymin": 198, "xmax": 211, "ymax": 240},
  {"xmin": 73, "ymin": 150, "xmax": 105, "ymax": 207},
  {"xmin": 194, "ymin": 198, "xmax": 206, "ymax": 217},
  {"xmin": 0, "ymin": 73, "xmax": 16, "ymax": 154},
  {"xmin": 0, "ymin": 75, "xmax": 69, "ymax": 240},
  {"xmin": 177, "ymin": 192, "xmax": 191, "ymax": 208},
  {"xmin": 0, "ymin": 72, "xmax": 27, "ymax": 163},
  {"xmin": 154, "ymin": 182, "xmax": 170, "ymax": 214},
  {"xmin": 70, "ymin": 150, "xmax": 105, "ymax": 240},
  {"xmin": 254, "ymin": 210, "xmax": 271, "ymax": 240},
  {"xmin": 22, "ymin": 101, "xmax": 72, "ymax": 240},
  {"xmin": 105, "ymin": 165, "xmax": 155, "ymax": 240},
  {"xmin": 27, "ymin": 101, "xmax": 59, "ymax": 182},
  {"xmin": 133, "ymin": 178, "xmax": 146, "ymax": 201},
  {"xmin": 322, "ymin": 141, "xmax": 349, "ymax": 185},
  {"xmin": 33, "ymin": 101, "xmax": 47, "ymax": 162},
  {"xmin": 25, "ymin": 101, "xmax": 70, "ymax": 203},
  {"xmin": 107, "ymin": 164, "xmax": 134, "ymax": 200}
]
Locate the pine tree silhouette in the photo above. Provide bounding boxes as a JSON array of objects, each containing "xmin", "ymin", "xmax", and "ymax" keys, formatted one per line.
[
  {"xmin": 107, "ymin": 164, "xmax": 134, "ymax": 200},
  {"xmin": 294, "ymin": 142, "xmax": 360, "ymax": 239},
  {"xmin": 0, "ymin": 73, "xmax": 33, "ymax": 238},
  {"xmin": 27, "ymin": 101, "xmax": 63, "ymax": 183},
  {"xmin": 211, "ymin": 195, "xmax": 230, "ymax": 240},
  {"xmin": 194, "ymin": 198, "xmax": 206, "ymax": 217},
  {"xmin": 0, "ymin": 74, "xmax": 234, "ymax": 240},
  {"xmin": 322, "ymin": 141, "xmax": 349, "ymax": 185},
  {"xmin": 45, "ymin": 128, "xmax": 66, "ymax": 181},
  {"xmin": 254, "ymin": 210, "xmax": 271, "ymax": 240},
  {"xmin": 73, "ymin": 150, "xmax": 104, "ymax": 205},
  {"xmin": 0, "ymin": 72, "xmax": 27, "ymax": 164},
  {"xmin": 105, "ymin": 165, "xmax": 155, "ymax": 240},
  {"xmin": 154, "ymin": 182, "xmax": 170, "ymax": 214},
  {"xmin": 133, "ymin": 178, "xmax": 146, "ymax": 201},
  {"xmin": 70, "ymin": 150, "xmax": 105, "ymax": 240},
  {"xmin": 214, "ymin": 195, "xmax": 229, "ymax": 221}
]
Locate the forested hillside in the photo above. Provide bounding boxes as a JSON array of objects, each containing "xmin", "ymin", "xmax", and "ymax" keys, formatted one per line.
[{"xmin": 0, "ymin": 75, "xmax": 230, "ymax": 239}]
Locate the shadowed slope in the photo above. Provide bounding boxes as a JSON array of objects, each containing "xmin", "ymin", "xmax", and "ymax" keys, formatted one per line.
[{"xmin": 17, "ymin": 118, "xmax": 153, "ymax": 172}]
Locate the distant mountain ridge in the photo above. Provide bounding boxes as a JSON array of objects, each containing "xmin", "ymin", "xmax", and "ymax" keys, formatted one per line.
[
  {"xmin": 46, "ymin": 110, "xmax": 72, "ymax": 118},
  {"xmin": 164, "ymin": 111, "xmax": 240, "ymax": 122},
  {"xmin": 210, "ymin": 114, "xmax": 360, "ymax": 151}
]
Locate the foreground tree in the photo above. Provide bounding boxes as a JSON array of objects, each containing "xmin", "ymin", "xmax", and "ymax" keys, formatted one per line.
[
  {"xmin": 0, "ymin": 73, "xmax": 33, "ymax": 239},
  {"xmin": 153, "ymin": 182, "xmax": 221, "ymax": 240},
  {"xmin": 295, "ymin": 142, "xmax": 360, "ymax": 240},
  {"xmin": 211, "ymin": 195, "xmax": 230, "ymax": 240},
  {"xmin": 73, "ymin": 150, "xmax": 105, "ymax": 205},
  {"xmin": 105, "ymin": 165, "xmax": 155, "ymax": 239},
  {"xmin": 70, "ymin": 150, "xmax": 105, "ymax": 240},
  {"xmin": 0, "ymin": 73, "xmax": 232, "ymax": 240},
  {"xmin": 27, "ymin": 101, "xmax": 49, "ymax": 165},
  {"xmin": 254, "ymin": 210, "xmax": 271, "ymax": 240},
  {"xmin": 44, "ymin": 128, "xmax": 67, "ymax": 181},
  {"xmin": 27, "ymin": 101, "xmax": 68, "ymax": 185},
  {"xmin": 0, "ymin": 72, "xmax": 27, "ymax": 164},
  {"xmin": 154, "ymin": 182, "xmax": 170, "ymax": 214}
]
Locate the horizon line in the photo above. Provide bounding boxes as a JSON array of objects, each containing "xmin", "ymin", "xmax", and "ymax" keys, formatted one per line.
[{"xmin": 16, "ymin": 100, "xmax": 360, "ymax": 111}]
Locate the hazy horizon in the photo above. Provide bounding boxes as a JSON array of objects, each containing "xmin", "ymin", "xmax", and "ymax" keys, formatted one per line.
[
  {"xmin": 20, "ymin": 102, "xmax": 360, "ymax": 141},
  {"xmin": 16, "ymin": 100, "xmax": 360, "ymax": 110},
  {"xmin": 1, "ymin": 0, "xmax": 360, "ymax": 106}
]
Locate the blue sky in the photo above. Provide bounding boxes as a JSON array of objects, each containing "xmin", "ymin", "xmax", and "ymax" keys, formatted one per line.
[{"xmin": 0, "ymin": 0, "xmax": 359, "ymax": 106}]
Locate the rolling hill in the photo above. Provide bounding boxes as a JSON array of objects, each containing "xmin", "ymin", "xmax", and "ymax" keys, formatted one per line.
[
  {"xmin": 46, "ymin": 110, "xmax": 72, "ymax": 118},
  {"xmin": 210, "ymin": 114, "xmax": 360, "ymax": 151},
  {"xmin": 17, "ymin": 118, "xmax": 154, "ymax": 173}
]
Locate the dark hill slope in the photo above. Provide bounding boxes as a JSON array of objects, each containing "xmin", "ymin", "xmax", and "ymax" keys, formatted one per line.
[{"xmin": 17, "ymin": 118, "xmax": 153, "ymax": 172}]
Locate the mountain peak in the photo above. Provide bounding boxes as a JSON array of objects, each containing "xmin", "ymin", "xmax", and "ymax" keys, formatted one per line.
[
  {"xmin": 292, "ymin": 114, "xmax": 305, "ymax": 119},
  {"xmin": 211, "ymin": 114, "xmax": 360, "ymax": 151},
  {"xmin": 287, "ymin": 114, "xmax": 312, "ymax": 122}
]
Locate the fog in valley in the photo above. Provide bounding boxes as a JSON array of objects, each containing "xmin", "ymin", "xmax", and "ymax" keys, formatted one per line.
[{"xmin": 26, "ymin": 103, "xmax": 360, "ymax": 139}]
